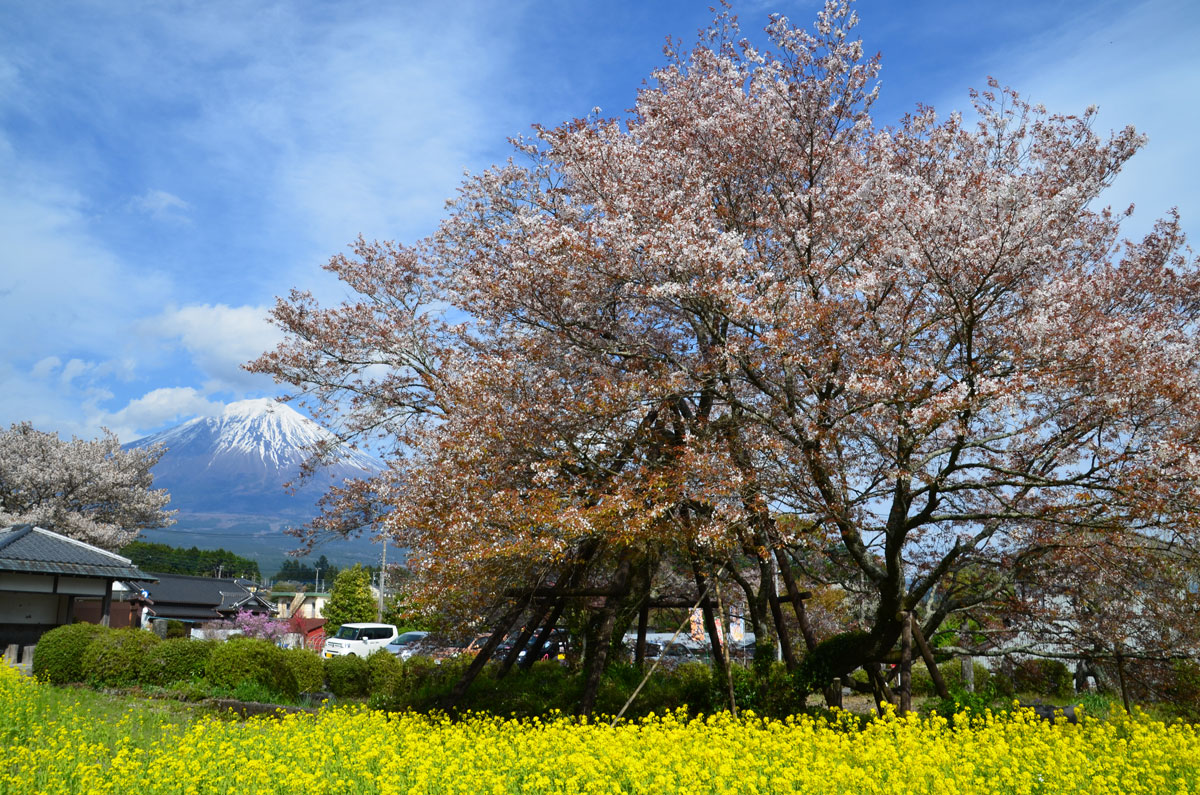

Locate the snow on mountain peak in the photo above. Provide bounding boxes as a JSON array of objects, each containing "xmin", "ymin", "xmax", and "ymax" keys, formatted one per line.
[{"xmin": 132, "ymin": 398, "xmax": 382, "ymax": 474}]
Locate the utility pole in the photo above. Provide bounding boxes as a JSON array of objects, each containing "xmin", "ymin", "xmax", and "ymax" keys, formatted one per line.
[
  {"xmin": 217, "ymin": 563, "xmax": 223, "ymax": 579},
  {"xmin": 377, "ymin": 537, "xmax": 387, "ymax": 622},
  {"xmin": 314, "ymin": 568, "xmax": 321, "ymax": 593}
]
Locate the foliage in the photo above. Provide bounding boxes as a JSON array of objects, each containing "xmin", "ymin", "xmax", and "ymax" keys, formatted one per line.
[
  {"xmin": 795, "ymin": 631, "xmax": 873, "ymax": 694},
  {"xmin": 248, "ymin": 0, "xmax": 1200, "ymax": 676},
  {"xmin": 230, "ymin": 609, "xmax": 289, "ymax": 644},
  {"xmin": 7, "ymin": 662, "xmax": 1200, "ymax": 794},
  {"xmin": 164, "ymin": 620, "xmax": 187, "ymax": 639},
  {"xmin": 273, "ymin": 555, "xmax": 337, "ymax": 587},
  {"xmin": 78, "ymin": 629, "xmax": 161, "ymax": 688},
  {"xmin": 204, "ymin": 637, "xmax": 298, "ymax": 701},
  {"xmin": 366, "ymin": 649, "xmax": 402, "ymax": 698},
  {"xmin": 1013, "ymin": 658, "xmax": 1075, "ymax": 699},
  {"xmin": 321, "ymin": 565, "xmax": 375, "ymax": 633},
  {"xmin": 324, "ymin": 653, "xmax": 370, "ymax": 698},
  {"xmin": 284, "ymin": 648, "xmax": 326, "ymax": 694},
  {"xmin": 142, "ymin": 638, "xmax": 217, "ymax": 687},
  {"xmin": 0, "ymin": 423, "xmax": 174, "ymax": 549},
  {"xmin": 32, "ymin": 622, "xmax": 110, "ymax": 684},
  {"xmin": 120, "ymin": 540, "xmax": 260, "ymax": 580},
  {"xmin": 938, "ymin": 659, "xmax": 994, "ymax": 695}
]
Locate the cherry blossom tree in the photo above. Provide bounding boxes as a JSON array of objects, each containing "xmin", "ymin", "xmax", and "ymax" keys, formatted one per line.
[
  {"xmin": 252, "ymin": 0, "xmax": 1200, "ymax": 704},
  {"xmin": 0, "ymin": 422, "xmax": 174, "ymax": 549}
]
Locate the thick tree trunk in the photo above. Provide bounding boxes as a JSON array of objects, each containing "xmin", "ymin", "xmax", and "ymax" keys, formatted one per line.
[
  {"xmin": 761, "ymin": 555, "xmax": 797, "ymax": 670},
  {"xmin": 577, "ymin": 553, "xmax": 634, "ymax": 716}
]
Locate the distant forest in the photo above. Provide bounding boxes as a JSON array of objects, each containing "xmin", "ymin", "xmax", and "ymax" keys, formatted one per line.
[
  {"xmin": 274, "ymin": 556, "xmax": 340, "ymax": 589},
  {"xmin": 120, "ymin": 541, "xmax": 261, "ymax": 581}
]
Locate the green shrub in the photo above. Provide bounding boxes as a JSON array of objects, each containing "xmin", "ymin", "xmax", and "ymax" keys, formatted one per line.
[
  {"xmin": 795, "ymin": 631, "xmax": 872, "ymax": 694},
  {"xmin": 1012, "ymin": 658, "xmax": 1074, "ymax": 699},
  {"xmin": 143, "ymin": 638, "xmax": 216, "ymax": 687},
  {"xmin": 285, "ymin": 648, "xmax": 326, "ymax": 694},
  {"xmin": 1160, "ymin": 659, "xmax": 1200, "ymax": 720},
  {"xmin": 325, "ymin": 654, "xmax": 370, "ymax": 698},
  {"xmin": 938, "ymin": 659, "xmax": 993, "ymax": 694},
  {"xmin": 33, "ymin": 622, "xmax": 110, "ymax": 684},
  {"xmin": 79, "ymin": 628, "xmax": 161, "ymax": 688},
  {"xmin": 205, "ymin": 637, "xmax": 298, "ymax": 701},
  {"xmin": 366, "ymin": 650, "xmax": 402, "ymax": 696},
  {"xmin": 165, "ymin": 620, "xmax": 188, "ymax": 639}
]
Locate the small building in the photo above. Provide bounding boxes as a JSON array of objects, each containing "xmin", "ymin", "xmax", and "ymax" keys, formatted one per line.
[
  {"xmin": 272, "ymin": 590, "xmax": 329, "ymax": 620},
  {"xmin": 132, "ymin": 572, "xmax": 276, "ymax": 627},
  {"xmin": 0, "ymin": 524, "xmax": 155, "ymax": 659}
]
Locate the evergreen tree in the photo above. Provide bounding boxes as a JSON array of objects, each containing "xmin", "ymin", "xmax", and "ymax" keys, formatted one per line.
[{"xmin": 322, "ymin": 564, "xmax": 375, "ymax": 632}]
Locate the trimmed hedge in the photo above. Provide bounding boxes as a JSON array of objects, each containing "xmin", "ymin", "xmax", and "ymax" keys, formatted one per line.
[
  {"xmin": 80, "ymin": 628, "xmax": 162, "ymax": 688},
  {"xmin": 143, "ymin": 638, "xmax": 217, "ymax": 687},
  {"xmin": 205, "ymin": 637, "xmax": 299, "ymax": 700},
  {"xmin": 33, "ymin": 623, "xmax": 110, "ymax": 684},
  {"xmin": 285, "ymin": 648, "xmax": 326, "ymax": 694},
  {"xmin": 325, "ymin": 654, "xmax": 370, "ymax": 698},
  {"xmin": 367, "ymin": 649, "xmax": 402, "ymax": 697}
]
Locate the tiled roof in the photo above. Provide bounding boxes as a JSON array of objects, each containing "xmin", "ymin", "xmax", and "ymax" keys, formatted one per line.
[
  {"xmin": 0, "ymin": 524, "xmax": 154, "ymax": 581},
  {"xmin": 141, "ymin": 572, "xmax": 274, "ymax": 620}
]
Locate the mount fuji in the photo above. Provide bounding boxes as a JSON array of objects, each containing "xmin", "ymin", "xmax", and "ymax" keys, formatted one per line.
[{"xmin": 126, "ymin": 399, "xmax": 387, "ymax": 571}]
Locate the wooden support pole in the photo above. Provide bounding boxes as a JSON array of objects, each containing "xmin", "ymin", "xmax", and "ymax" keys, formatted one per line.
[
  {"xmin": 635, "ymin": 599, "xmax": 649, "ymax": 668},
  {"xmin": 773, "ymin": 548, "xmax": 817, "ymax": 651},
  {"xmin": 578, "ymin": 553, "xmax": 635, "ymax": 717},
  {"xmin": 1116, "ymin": 647, "xmax": 1131, "ymax": 712},
  {"xmin": 692, "ymin": 562, "xmax": 730, "ymax": 704},
  {"xmin": 910, "ymin": 618, "xmax": 950, "ymax": 700},
  {"xmin": 100, "ymin": 581, "xmax": 113, "ymax": 628},
  {"xmin": 829, "ymin": 677, "xmax": 843, "ymax": 709},
  {"xmin": 766, "ymin": 588, "xmax": 797, "ymax": 670},
  {"xmin": 442, "ymin": 602, "xmax": 525, "ymax": 710},
  {"xmin": 900, "ymin": 612, "xmax": 912, "ymax": 716},
  {"xmin": 865, "ymin": 664, "xmax": 887, "ymax": 715}
]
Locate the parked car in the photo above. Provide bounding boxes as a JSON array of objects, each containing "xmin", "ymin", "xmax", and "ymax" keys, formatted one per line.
[
  {"xmin": 386, "ymin": 631, "xmax": 431, "ymax": 660},
  {"xmin": 494, "ymin": 628, "xmax": 570, "ymax": 664},
  {"xmin": 322, "ymin": 622, "xmax": 398, "ymax": 658}
]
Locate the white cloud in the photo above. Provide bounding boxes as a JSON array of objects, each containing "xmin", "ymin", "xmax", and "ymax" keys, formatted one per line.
[
  {"xmin": 963, "ymin": 0, "xmax": 1199, "ymax": 241},
  {"xmin": 150, "ymin": 303, "xmax": 284, "ymax": 393},
  {"xmin": 100, "ymin": 387, "xmax": 223, "ymax": 440},
  {"xmin": 131, "ymin": 189, "xmax": 190, "ymax": 222},
  {"xmin": 31, "ymin": 356, "xmax": 61, "ymax": 379}
]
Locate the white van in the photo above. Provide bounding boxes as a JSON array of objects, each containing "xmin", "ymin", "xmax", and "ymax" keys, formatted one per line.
[{"xmin": 323, "ymin": 622, "xmax": 398, "ymax": 658}]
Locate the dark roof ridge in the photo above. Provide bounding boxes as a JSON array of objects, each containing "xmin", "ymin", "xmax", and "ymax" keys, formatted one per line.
[{"xmin": 0, "ymin": 524, "xmax": 35, "ymax": 552}]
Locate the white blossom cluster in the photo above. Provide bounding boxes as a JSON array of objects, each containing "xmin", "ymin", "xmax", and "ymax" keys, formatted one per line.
[{"xmin": 0, "ymin": 422, "xmax": 174, "ymax": 550}]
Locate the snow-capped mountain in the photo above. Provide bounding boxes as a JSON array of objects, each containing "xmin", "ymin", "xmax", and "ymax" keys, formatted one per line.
[{"xmin": 127, "ymin": 398, "xmax": 383, "ymax": 516}]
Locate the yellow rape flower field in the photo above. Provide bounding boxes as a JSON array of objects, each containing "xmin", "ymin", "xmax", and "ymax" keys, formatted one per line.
[{"xmin": 3, "ymin": 665, "xmax": 1200, "ymax": 794}]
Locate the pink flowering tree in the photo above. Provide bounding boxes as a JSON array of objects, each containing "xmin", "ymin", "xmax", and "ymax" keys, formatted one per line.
[
  {"xmin": 251, "ymin": 0, "xmax": 1200, "ymax": 706},
  {"xmin": 231, "ymin": 609, "xmax": 289, "ymax": 645}
]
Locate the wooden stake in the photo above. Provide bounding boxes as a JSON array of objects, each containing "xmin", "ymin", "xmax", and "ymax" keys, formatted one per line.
[
  {"xmin": 910, "ymin": 618, "xmax": 950, "ymax": 699},
  {"xmin": 900, "ymin": 612, "xmax": 912, "ymax": 716}
]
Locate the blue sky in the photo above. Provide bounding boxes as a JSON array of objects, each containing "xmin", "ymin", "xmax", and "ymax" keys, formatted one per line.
[{"xmin": 2, "ymin": 0, "xmax": 1197, "ymax": 442}]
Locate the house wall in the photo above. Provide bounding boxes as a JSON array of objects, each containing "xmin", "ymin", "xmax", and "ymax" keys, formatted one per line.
[{"xmin": 0, "ymin": 573, "xmax": 117, "ymax": 651}]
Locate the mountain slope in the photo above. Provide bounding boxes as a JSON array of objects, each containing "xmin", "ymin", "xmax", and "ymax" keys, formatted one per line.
[
  {"xmin": 125, "ymin": 399, "xmax": 387, "ymax": 570},
  {"xmin": 128, "ymin": 398, "xmax": 382, "ymax": 516}
]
